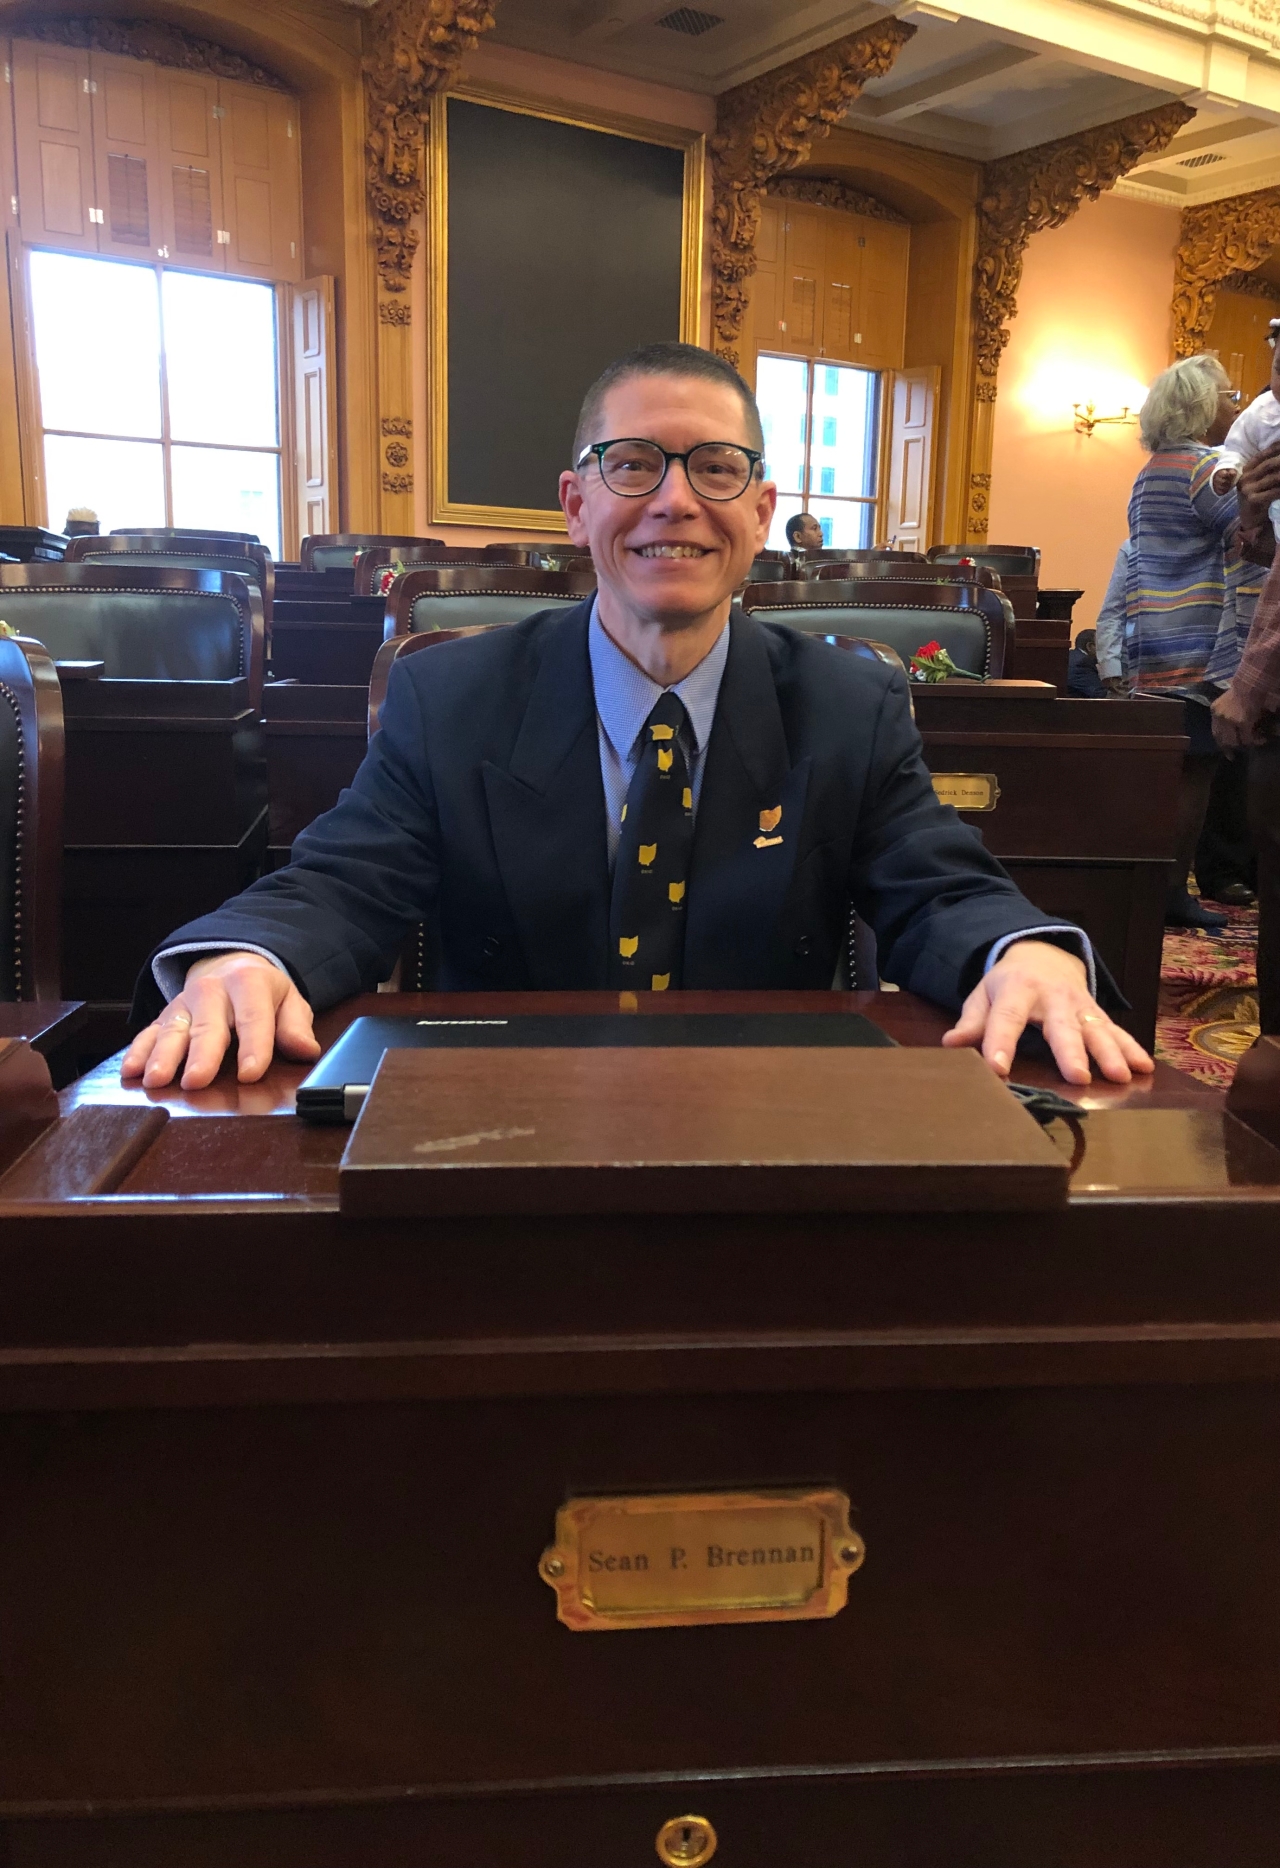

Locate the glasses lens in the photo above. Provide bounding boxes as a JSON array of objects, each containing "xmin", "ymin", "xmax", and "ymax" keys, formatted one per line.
[
  {"xmin": 598, "ymin": 440, "xmax": 666, "ymax": 495},
  {"xmin": 687, "ymin": 443, "xmax": 754, "ymax": 500}
]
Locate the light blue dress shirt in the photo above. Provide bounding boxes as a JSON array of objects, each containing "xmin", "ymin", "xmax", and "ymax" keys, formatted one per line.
[{"xmin": 153, "ymin": 604, "xmax": 1093, "ymax": 998}]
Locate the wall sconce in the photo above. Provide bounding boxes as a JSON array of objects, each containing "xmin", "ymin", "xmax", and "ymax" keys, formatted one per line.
[{"xmin": 1073, "ymin": 400, "xmax": 1136, "ymax": 437}]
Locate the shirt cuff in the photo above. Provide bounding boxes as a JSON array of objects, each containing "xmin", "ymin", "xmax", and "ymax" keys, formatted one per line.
[
  {"xmin": 1096, "ymin": 656, "xmax": 1124, "ymax": 680},
  {"xmin": 151, "ymin": 942, "xmax": 291, "ymax": 1003},
  {"xmin": 984, "ymin": 926, "xmax": 1097, "ymax": 998}
]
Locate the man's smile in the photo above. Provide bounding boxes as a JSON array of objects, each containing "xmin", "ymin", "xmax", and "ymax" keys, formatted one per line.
[{"xmin": 632, "ymin": 543, "xmax": 713, "ymax": 558}]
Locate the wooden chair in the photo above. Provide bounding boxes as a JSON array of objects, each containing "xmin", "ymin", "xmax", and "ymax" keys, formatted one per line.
[
  {"xmin": 0, "ymin": 565, "xmax": 267, "ymax": 1013},
  {"xmin": 0, "ymin": 562, "xmax": 265, "ymax": 707},
  {"xmin": 384, "ymin": 566, "xmax": 596, "ymax": 639},
  {"xmin": 300, "ymin": 534, "xmax": 445, "ymax": 572},
  {"xmin": 67, "ymin": 531, "xmax": 274, "ymax": 635},
  {"xmin": 928, "ymin": 543, "xmax": 1040, "ymax": 578},
  {"xmin": 806, "ymin": 547, "xmax": 927, "ymax": 565},
  {"xmin": 0, "ymin": 633, "xmax": 64, "ymax": 1000},
  {"xmin": 116, "ymin": 527, "xmax": 261, "ymax": 543},
  {"xmin": 815, "ymin": 560, "xmax": 1001, "ymax": 590},
  {"xmin": 740, "ymin": 578, "xmax": 1010, "ymax": 678}
]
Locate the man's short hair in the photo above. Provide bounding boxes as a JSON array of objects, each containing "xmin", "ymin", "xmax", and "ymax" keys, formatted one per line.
[
  {"xmin": 573, "ymin": 341, "xmax": 765, "ymax": 461},
  {"xmin": 785, "ymin": 512, "xmax": 816, "ymax": 545}
]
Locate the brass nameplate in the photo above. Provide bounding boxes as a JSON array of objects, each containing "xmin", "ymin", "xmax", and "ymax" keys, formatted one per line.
[
  {"xmin": 931, "ymin": 771, "xmax": 1001, "ymax": 812},
  {"xmin": 539, "ymin": 1489, "xmax": 864, "ymax": 1632}
]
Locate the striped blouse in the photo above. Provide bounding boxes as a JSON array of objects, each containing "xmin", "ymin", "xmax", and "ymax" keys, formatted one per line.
[{"xmin": 1125, "ymin": 445, "xmax": 1239, "ymax": 699}]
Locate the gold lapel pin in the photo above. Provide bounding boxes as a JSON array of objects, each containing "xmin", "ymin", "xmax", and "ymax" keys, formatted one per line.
[{"xmin": 754, "ymin": 805, "xmax": 783, "ymax": 849}]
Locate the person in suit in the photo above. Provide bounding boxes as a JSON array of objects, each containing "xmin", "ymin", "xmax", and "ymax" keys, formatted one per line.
[{"xmin": 126, "ymin": 342, "xmax": 1152, "ymax": 1092}]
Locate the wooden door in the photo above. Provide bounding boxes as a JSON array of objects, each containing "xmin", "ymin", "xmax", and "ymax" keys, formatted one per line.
[
  {"xmin": 219, "ymin": 82, "xmax": 302, "ymax": 283},
  {"xmin": 154, "ymin": 67, "xmax": 224, "ymax": 269},
  {"xmin": 12, "ymin": 39, "xmax": 98, "ymax": 253},
  {"xmin": 821, "ymin": 212, "xmax": 862, "ymax": 363},
  {"xmin": 857, "ymin": 219, "xmax": 910, "ymax": 371},
  {"xmin": 883, "ymin": 364, "xmax": 938, "ymax": 549},
  {"xmin": 291, "ymin": 276, "xmax": 338, "ymax": 542},
  {"xmin": 741, "ymin": 197, "xmax": 784, "ymax": 383},
  {"xmin": 88, "ymin": 50, "xmax": 164, "ymax": 263},
  {"xmin": 780, "ymin": 203, "xmax": 822, "ymax": 354}
]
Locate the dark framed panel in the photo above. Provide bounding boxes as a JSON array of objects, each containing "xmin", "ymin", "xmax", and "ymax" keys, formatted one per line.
[{"xmin": 428, "ymin": 87, "xmax": 704, "ymax": 530}]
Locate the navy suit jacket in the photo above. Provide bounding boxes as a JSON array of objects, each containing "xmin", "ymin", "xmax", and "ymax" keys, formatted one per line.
[{"xmin": 137, "ymin": 601, "xmax": 1095, "ymax": 1021}]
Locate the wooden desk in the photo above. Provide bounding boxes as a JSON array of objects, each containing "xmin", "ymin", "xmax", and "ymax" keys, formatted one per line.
[
  {"xmin": 913, "ymin": 685, "xmax": 1185, "ymax": 1049},
  {"xmin": 0, "ymin": 1000, "xmax": 85, "ymax": 1056},
  {"xmin": 3, "ymin": 991, "xmax": 1279, "ymax": 1867}
]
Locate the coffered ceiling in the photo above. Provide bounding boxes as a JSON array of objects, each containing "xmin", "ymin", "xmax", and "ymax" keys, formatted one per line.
[{"xmin": 482, "ymin": 0, "xmax": 1280, "ymax": 193}]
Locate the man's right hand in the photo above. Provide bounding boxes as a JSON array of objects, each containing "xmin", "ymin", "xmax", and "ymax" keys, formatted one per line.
[{"xmin": 121, "ymin": 951, "xmax": 321, "ymax": 1091}]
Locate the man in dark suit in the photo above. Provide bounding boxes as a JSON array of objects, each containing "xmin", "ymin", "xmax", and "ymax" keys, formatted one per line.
[{"xmin": 127, "ymin": 343, "xmax": 1152, "ymax": 1091}]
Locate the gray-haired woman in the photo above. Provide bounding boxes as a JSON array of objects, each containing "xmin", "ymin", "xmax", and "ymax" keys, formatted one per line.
[{"xmin": 1126, "ymin": 353, "xmax": 1240, "ymax": 928}]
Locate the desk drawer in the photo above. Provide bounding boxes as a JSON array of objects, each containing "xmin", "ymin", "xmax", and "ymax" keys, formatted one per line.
[{"xmin": 1, "ymin": 1384, "xmax": 1276, "ymax": 1810}]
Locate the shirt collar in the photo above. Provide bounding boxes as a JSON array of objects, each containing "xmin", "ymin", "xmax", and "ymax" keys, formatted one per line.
[{"xmin": 588, "ymin": 598, "xmax": 730, "ymax": 762}]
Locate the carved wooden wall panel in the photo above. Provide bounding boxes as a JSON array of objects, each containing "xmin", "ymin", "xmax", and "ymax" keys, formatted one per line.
[
  {"xmin": 709, "ymin": 19, "xmax": 914, "ymax": 370},
  {"xmin": 1172, "ymin": 190, "xmax": 1280, "ymax": 357}
]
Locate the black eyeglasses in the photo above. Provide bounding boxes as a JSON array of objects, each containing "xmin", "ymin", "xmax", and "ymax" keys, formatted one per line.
[{"xmin": 576, "ymin": 438, "xmax": 763, "ymax": 501}]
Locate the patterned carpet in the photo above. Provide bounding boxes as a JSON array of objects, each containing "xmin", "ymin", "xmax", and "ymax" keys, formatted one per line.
[{"xmin": 1155, "ymin": 902, "xmax": 1260, "ymax": 1086}]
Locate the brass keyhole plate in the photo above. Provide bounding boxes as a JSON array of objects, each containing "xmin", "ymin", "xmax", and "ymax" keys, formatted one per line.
[{"xmin": 656, "ymin": 1813, "xmax": 718, "ymax": 1866}]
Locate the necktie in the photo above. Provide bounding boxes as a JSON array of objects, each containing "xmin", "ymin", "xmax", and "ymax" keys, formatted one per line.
[{"xmin": 608, "ymin": 691, "xmax": 695, "ymax": 992}]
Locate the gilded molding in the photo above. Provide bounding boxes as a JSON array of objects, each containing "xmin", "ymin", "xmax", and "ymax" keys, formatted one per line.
[
  {"xmin": 767, "ymin": 175, "xmax": 907, "ymax": 225},
  {"xmin": 1172, "ymin": 190, "xmax": 1280, "ymax": 356},
  {"xmin": 974, "ymin": 101, "xmax": 1194, "ymax": 391},
  {"xmin": 16, "ymin": 15, "xmax": 286, "ymax": 88},
  {"xmin": 379, "ymin": 298, "xmax": 413, "ymax": 325},
  {"xmin": 382, "ymin": 470, "xmax": 414, "ymax": 493},
  {"xmin": 381, "ymin": 416, "xmax": 414, "ymax": 435},
  {"xmin": 363, "ymin": 0, "xmax": 499, "ymax": 296},
  {"xmin": 709, "ymin": 19, "xmax": 915, "ymax": 367}
]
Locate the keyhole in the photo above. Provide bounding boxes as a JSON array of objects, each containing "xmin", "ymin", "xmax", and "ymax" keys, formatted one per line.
[{"xmin": 656, "ymin": 1813, "xmax": 717, "ymax": 1866}]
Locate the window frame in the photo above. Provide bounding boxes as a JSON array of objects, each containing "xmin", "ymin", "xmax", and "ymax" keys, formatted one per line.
[
  {"xmin": 17, "ymin": 242, "xmax": 293, "ymax": 555},
  {"xmin": 757, "ymin": 349, "xmax": 886, "ymax": 545}
]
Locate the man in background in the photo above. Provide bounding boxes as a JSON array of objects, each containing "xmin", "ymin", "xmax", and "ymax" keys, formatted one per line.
[{"xmin": 785, "ymin": 511, "xmax": 824, "ymax": 552}]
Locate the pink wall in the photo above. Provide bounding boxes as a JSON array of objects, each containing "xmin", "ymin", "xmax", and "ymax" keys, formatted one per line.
[{"xmin": 986, "ymin": 191, "xmax": 1181, "ymax": 629}]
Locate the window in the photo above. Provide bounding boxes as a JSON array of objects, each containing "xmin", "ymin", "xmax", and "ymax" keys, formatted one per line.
[
  {"xmin": 757, "ymin": 354, "xmax": 881, "ymax": 549},
  {"xmin": 28, "ymin": 250, "xmax": 283, "ymax": 554}
]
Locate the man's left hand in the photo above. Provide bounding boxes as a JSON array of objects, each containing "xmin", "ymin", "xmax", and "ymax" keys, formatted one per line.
[{"xmin": 941, "ymin": 939, "xmax": 1154, "ymax": 1085}]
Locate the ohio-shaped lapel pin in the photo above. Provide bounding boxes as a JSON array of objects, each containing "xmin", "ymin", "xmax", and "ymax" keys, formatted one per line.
[{"xmin": 754, "ymin": 805, "xmax": 783, "ymax": 850}]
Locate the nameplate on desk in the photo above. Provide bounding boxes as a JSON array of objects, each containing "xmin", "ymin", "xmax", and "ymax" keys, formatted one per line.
[
  {"xmin": 539, "ymin": 1489, "xmax": 864, "ymax": 1631},
  {"xmin": 931, "ymin": 772, "xmax": 1001, "ymax": 812}
]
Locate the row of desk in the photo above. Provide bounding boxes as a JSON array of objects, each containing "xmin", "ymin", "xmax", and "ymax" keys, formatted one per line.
[{"xmin": 1, "ymin": 990, "xmax": 1278, "ymax": 1863}]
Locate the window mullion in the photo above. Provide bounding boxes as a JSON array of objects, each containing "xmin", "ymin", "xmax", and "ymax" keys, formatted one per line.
[
  {"xmin": 155, "ymin": 261, "xmax": 174, "ymax": 527},
  {"xmin": 802, "ymin": 361, "xmax": 815, "ymax": 503}
]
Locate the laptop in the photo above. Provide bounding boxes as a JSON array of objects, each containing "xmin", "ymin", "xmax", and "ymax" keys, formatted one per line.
[{"xmin": 295, "ymin": 1010, "xmax": 896, "ymax": 1123}]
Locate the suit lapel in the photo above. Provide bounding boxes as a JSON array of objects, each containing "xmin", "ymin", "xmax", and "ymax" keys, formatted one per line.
[
  {"xmin": 685, "ymin": 611, "xmax": 811, "ymax": 988},
  {"xmin": 482, "ymin": 603, "xmax": 611, "ymax": 988}
]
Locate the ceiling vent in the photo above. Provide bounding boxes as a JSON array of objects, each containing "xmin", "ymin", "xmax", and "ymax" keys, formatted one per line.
[
  {"xmin": 655, "ymin": 7, "xmax": 724, "ymax": 34},
  {"xmin": 1179, "ymin": 151, "xmax": 1228, "ymax": 169}
]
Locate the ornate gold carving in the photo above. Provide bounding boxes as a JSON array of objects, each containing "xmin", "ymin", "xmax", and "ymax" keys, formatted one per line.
[
  {"xmin": 384, "ymin": 441, "xmax": 411, "ymax": 467},
  {"xmin": 767, "ymin": 175, "xmax": 906, "ymax": 225},
  {"xmin": 382, "ymin": 470, "xmax": 414, "ymax": 493},
  {"xmin": 708, "ymin": 19, "xmax": 915, "ymax": 367},
  {"xmin": 17, "ymin": 15, "xmax": 286, "ymax": 87},
  {"xmin": 379, "ymin": 298, "xmax": 413, "ymax": 326},
  {"xmin": 975, "ymin": 102, "xmax": 1193, "ymax": 396},
  {"xmin": 1172, "ymin": 190, "xmax": 1280, "ymax": 356},
  {"xmin": 363, "ymin": 0, "xmax": 499, "ymax": 294},
  {"xmin": 381, "ymin": 416, "xmax": 414, "ymax": 436}
]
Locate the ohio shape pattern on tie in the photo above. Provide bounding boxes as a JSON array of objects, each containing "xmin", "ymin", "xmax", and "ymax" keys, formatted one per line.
[{"xmin": 609, "ymin": 691, "xmax": 695, "ymax": 992}]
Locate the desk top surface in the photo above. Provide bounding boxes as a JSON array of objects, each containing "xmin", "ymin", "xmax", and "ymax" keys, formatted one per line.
[{"xmin": 38, "ymin": 988, "xmax": 1277, "ymax": 1210}]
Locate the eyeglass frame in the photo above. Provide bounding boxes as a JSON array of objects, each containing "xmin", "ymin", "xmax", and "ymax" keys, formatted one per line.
[{"xmin": 574, "ymin": 437, "xmax": 765, "ymax": 501}]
